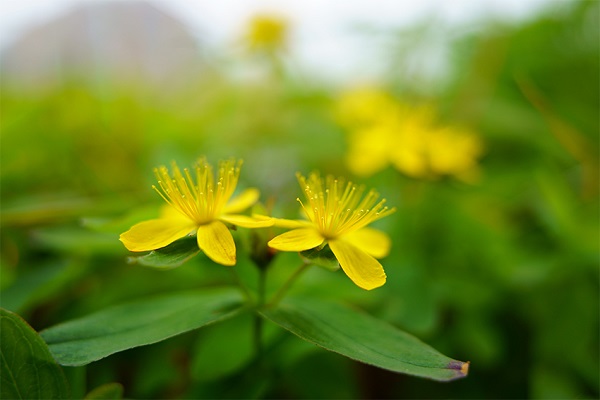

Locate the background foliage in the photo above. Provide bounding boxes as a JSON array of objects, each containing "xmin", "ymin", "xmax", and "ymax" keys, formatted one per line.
[{"xmin": 1, "ymin": 1, "xmax": 598, "ymax": 398}]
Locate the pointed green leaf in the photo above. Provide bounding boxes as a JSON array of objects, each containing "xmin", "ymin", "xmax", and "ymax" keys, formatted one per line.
[
  {"xmin": 1, "ymin": 308, "xmax": 70, "ymax": 399},
  {"xmin": 260, "ymin": 297, "xmax": 469, "ymax": 381},
  {"xmin": 84, "ymin": 383, "xmax": 123, "ymax": 399},
  {"xmin": 128, "ymin": 236, "xmax": 200, "ymax": 269},
  {"xmin": 41, "ymin": 288, "xmax": 245, "ymax": 366}
]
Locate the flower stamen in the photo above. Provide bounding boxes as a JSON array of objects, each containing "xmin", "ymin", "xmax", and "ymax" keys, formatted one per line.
[
  {"xmin": 296, "ymin": 172, "xmax": 395, "ymax": 239},
  {"xmin": 152, "ymin": 158, "xmax": 242, "ymax": 225}
]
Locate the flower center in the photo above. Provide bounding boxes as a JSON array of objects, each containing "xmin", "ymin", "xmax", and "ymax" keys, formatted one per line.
[
  {"xmin": 296, "ymin": 172, "xmax": 395, "ymax": 239},
  {"xmin": 152, "ymin": 158, "xmax": 241, "ymax": 225}
]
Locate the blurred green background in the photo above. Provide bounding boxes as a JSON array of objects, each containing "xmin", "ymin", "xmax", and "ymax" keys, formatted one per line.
[{"xmin": 1, "ymin": 1, "xmax": 598, "ymax": 398}]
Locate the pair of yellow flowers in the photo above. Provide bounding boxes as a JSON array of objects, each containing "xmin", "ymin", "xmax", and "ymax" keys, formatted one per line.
[{"xmin": 120, "ymin": 158, "xmax": 395, "ymax": 290}]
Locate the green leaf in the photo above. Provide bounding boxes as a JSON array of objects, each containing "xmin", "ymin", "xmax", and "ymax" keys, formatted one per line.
[
  {"xmin": 191, "ymin": 312, "xmax": 282, "ymax": 383},
  {"xmin": 260, "ymin": 297, "xmax": 469, "ymax": 381},
  {"xmin": 82, "ymin": 205, "xmax": 159, "ymax": 234},
  {"xmin": 191, "ymin": 313, "xmax": 255, "ymax": 382},
  {"xmin": 41, "ymin": 288, "xmax": 245, "ymax": 366},
  {"xmin": 128, "ymin": 236, "xmax": 200, "ymax": 269},
  {"xmin": 1, "ymin": 195, "xmax": 98, "ymax": 226},
  {"xmin": 300, "ymin": 245, "xmax": 340, "ymax": 271},
  {"xmin": 32, "ymin": 227, "xmax": 120, "ymax": 255},
  {"xmin": 0, "ymin": 308, "xmax": 70, "ymax": 399},
  {"xmin": 84, "ymin": 383, "xmax": 123, "ymax": 399},
  {"xmin": 1, "ymin": 262, "xmax": 71, "ymax": 313}
]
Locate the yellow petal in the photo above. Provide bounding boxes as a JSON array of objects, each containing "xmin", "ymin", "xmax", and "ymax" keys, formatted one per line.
[
  {"xmin": 120, "ymin": 218, "xmax": 196, "ymax": 252},
  {"xmin": 223, "ymin": 188, "xmax": 260, "ymax": 214},
  {"xmin": 196, "ymin": 220, "xmax": 236, "ymax": 266},
  {"xmin": 272, "ymin": 218, "xmax": 312, "ymax": 229},
  {"xmin": 343, "ymin": 227, "xmax": 391, "ymax": 258},
  {"xmin": 389, "ymin": 134, "xmax": 429, "ymax": 178},
  {"xmin": 220, "ymin": 214, "xmax": 274, "ymax": 228},
  {"xmin": 268, "ymin": 228, "xmax": 324, "ymax": 252},
  {"xmin": 329, "ymin": 239, "xmax": 386, "ymax": 290},
  {"xmin": 346, "ymin": 127, "xmax": 391, "ymax": 177}
]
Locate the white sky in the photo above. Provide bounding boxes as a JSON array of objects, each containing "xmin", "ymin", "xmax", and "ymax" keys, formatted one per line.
[{"xmin": 0, "ymin": 0, "xmax": 554, "ymax": 81}]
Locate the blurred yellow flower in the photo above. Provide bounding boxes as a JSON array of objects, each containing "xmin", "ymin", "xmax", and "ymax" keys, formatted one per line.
[
  {"xmin": 335, "ymin": 87, "xmax": 399, "ymax": 129},
  {"xmin": 120, "ymin": 158, "xmax": 272, "ymax": 266},
  {"xmin": 268, "ymin": 172, "xmax": 395, "ymax": 290},
  {"xmin": 245, "ymin": 14, "xmax": 288, "ymax": 52},
  {"xmin": 337, "ymin": 88, "xmax": 483, "ymax": 181},
  {"xmin": 424, "ymin": 127, "xmax": 484, "ymax": 180}
]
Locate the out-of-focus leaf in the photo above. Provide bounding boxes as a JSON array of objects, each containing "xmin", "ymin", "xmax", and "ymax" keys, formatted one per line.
[
  {"xmin": 1, "ymin": 262, "xmax": 73, "ymax": 313},
  {"xmin": 531, "ymin": 365, "xmax": 583, "ymax": 399},
  {"xmin": 191, "ymin": 313, "xmax": 255, "ymax": 382},
  {"xmin": 41, "ymin": 288, "xmax": 245, "ymax": 366},
  {"xmin": 380, "ymin": 260, "xmax": 439, "ymax": 335},
  {"xmin": 191, "ymin": 312, "xmax": 282, "ymax": 383},
  {"xmin": 82, "ymin": 205, "xmax": 160, "ymax": 234},
  {"xmin": 63, "ymin": 366, "xmax": 86, "ymax": 400},
  {"xmin": 128, "ymin": 236, "xmax": 200, "ymax": 269},
  {"xmin": 535, "ymin": 169, "xmax": 599, "ymax": 254},
  {"xmin": 261, "ymin": 296, "xmax": 469, "ymax": 381},
  {"xmin": 84, "ymin": 383, "xmax": 123, "ymax": 400},
  {"xmin": 276, "ymin": 346, "xmax": 359, "ymax": 399},
  {"xmin": 32, "ymin": 227, "xmax": 121, "ymax": 255},
  {"xmin": 0, "ymin": 308, "xmax": 70, "ymax": 399},
  {"xmin": 0, "ymin": 261, "xmax": 17, "ymax": 290},
  {"xmin": 0, "ymin": 197, "xmax": 94, "ymax": 226},
  {"xmin": 0, "ymin": 195, "xmax": 127, "ymax": 227}
]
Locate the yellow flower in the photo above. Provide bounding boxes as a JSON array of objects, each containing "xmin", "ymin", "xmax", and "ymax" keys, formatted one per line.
[
  {"xmin": 339, "ymin": 92, "xmax": 483, "ymax": 181},
  {"xmin": 245, "ymin": 14, "xmax": 288, "ymax": 52},
  {"xmin": 120, "ymin": 158, "xmax": 272, "ymax": 266},
  {"xmin": 268, "ymin": 173, "xmax": 396, "ymax": 290},
  {"xmin": 425, "ymin": 127, "xmax": 483, "ymax": 181},
  {"xmin": 335, "ymin": 87, "xmax": 399, "ymax": 129},
  {"xmin": 344, "ymin": 103, "xmax": 435, "ymax": 177}
]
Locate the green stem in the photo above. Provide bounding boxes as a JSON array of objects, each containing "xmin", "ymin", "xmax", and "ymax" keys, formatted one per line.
[
  {"xmin": 258, "ymin": 267, "xmax": 267, "ymax": 306},
  {"xmin": 254, "ymin": 267, "xmax": 267, "ymax": 357},
  {"xmin": 253, "ymin": 314, "xmax": 263, "ymax": 357},
  {"xmin": 227, "ymin": 267, "xmax": 253, "ymax": 302},
  {"xmin": 267, "ymin": 261, "xmax": 312, "ymax": 307}
]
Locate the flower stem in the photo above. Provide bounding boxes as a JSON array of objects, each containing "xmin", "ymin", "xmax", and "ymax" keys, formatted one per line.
[
  {"xmin": 254, "ymin": 267, "xmax": 267, "ymax": 357},
  {"xmin": 267, "ymin": 261, "xmax": 312, "ymax": 307},
  {"xmin": 253, "ymin": 314, "xmax": 263, "ymax": 357},
  {"xmin": 227, "ymin": 267, "xmax": 253, "ymax": 302},
  {"xmin": 257, "ymin": 266, "xmax": 267, "ymax": 306}
]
